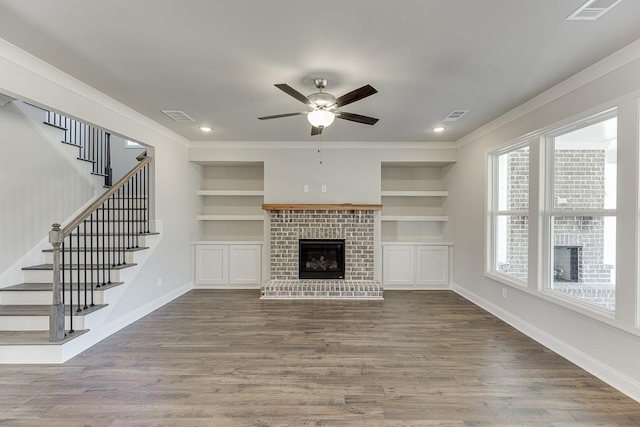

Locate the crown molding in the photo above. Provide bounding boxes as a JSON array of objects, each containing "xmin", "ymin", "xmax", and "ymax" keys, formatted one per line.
[
  {"xmin": 455, "ymin": 38, "xmax": 640, "ymax": 149},
  {"xmin": 0, "ymin": 38, "xmax": 190, "ymax": 147},
  {"xmin": 187, "ymin": 140, "xmax": 456, "ymax": 150}
]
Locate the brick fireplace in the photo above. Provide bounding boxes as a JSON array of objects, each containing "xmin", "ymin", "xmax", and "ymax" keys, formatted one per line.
[{"xmin": 261, "ymin": 204, "xmax": 382, "ymax": 299}]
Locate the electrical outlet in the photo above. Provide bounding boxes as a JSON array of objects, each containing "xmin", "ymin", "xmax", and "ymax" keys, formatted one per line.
[
  {"xmin": 322, "ymin": 185, "xmax": 327, "ymax": 193},
  {"xmin": 303, "ymin": 185, "xmax": 309, "ymax": 193},
  {"xmin": 502, "ymin": 288, "xmax": 507, "ymax": 299},
  {"xmin": 157, "ymin": 278, "xmax": 163, "ymax": 288}
]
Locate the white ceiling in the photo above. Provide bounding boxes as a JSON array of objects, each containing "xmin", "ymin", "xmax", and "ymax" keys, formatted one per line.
[{"xmin": 1, "ymin": 0, "xmax": 640, "ymax": 143}]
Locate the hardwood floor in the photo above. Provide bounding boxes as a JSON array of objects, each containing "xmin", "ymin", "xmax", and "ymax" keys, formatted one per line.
[{"xmin": 0, "ymin": 290, "xmax": 639, "ymax": 426}]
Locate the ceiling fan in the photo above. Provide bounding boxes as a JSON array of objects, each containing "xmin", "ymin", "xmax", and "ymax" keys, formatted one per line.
[{"xmin": 258, "ymin": 78, "xmax": 379, "ymax": 135}]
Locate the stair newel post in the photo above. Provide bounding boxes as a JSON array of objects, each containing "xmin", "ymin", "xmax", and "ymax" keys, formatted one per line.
[{"xmin": 49, "ymin": 223, "xmax": 65, "ymax": 342}]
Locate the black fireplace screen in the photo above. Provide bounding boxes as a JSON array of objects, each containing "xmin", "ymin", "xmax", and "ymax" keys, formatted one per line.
[
  {"xmin": 299, "ymin": 239, "xmax": 345, "ymax": 279},
  {"xmin": 554, "ymin": 246, "xmax": 579, "ymax": 283}
]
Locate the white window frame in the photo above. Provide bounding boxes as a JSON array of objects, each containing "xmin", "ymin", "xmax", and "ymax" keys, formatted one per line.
[
  {"xmin": 486, "ymin": 140, "xmax": 530, "ymax": 288},
  {"xmin": 541, "ymin": 108, "xmax": 617, "ymax": 314},
  {"xmin": 125, "ymin": 140, "xmax": 144, "ymax": 148}
]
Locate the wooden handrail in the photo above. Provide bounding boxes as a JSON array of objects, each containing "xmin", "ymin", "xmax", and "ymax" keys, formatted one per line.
[{"xmin": 61, "ymin": 156, "xmax": 151, "ymax": 237}]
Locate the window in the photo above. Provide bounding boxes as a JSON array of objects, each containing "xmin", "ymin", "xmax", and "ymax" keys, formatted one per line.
[
  {"xmin": 488, "ymin": 142, "xmax": 530, "ymax": 285},
  {"xmin": 125, "ymin": 140, "xmax": 143, "ymax": 148},
  {"xmin": 544, "ymin": 110, "xmax": 617, "ymax": 311}
]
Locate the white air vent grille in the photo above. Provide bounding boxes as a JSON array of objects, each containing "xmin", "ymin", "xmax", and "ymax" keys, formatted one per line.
[
  {"xmin": 442, "ymin": 110, "xmax": 469, "ymax": 122},
  {"xmin": 567, "ymin": 0, "xmax": 624, "ymax": 20},
  {"xmin": 162, "ymin": 110, "xmax": 195, "ymax": 122}
]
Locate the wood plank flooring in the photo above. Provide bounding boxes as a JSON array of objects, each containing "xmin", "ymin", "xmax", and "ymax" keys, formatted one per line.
[{"xmin": 0, "ymin": 290, "xmax": 639, "ymax": 426}]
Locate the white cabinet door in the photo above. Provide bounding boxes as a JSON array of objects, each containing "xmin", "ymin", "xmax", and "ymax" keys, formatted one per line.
[
  {"xmin": 195, "ymin": 244, "xmax": 229, "ymax": 286},
  {"xmin": 416, "ymin": 245, "xmax": 449, "ymax": 287},
  {"xmin": 382, "ymin": 245, "xmax": 415, "ymax": 286},
  {"xmin": 229, "ymin": 244, "xmax": 262, "ymax": 285}
]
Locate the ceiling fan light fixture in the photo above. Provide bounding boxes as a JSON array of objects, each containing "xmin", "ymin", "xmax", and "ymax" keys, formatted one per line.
[{"xmin": 307, "ymin": 109, "xmax": 335, "ymax": 128}]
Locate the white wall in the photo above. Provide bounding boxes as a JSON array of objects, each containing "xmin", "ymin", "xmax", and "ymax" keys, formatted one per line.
[
  {"xmin": 109, "ymin": 134, "xmax": 146, "ymax": 183},
  {"xmin": 446, "ymin": 43, "xmax": 640, "ymax": 400},
  {"xmin": 0, "ymin": 102, "xmax": 94, "ymax": 276},
  {"xmin": 189, "ymin": 144, "xmax": 457, "ymax": 204},
  {"xmin": 0, "ymin": 38, "xmax": 200, "ymax": 328}
]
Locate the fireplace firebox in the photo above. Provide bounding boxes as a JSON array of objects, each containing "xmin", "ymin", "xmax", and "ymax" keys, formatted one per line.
[
  {"xmin": 554, "ymin": 246, "xmax": 580, "ymax": 283},
  {"xmin": 299, "ymin": 239, "xmax": 345, "ymax": 279}
]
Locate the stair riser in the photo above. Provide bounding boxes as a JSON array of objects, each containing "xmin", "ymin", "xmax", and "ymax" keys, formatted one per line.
[
  {"xmin": 65, "ymin": 235, "xmax": 149, "ymax": 247},
  {"xmin": 0, "ymin": 290, "xmax": 105, "ymax": 305},
  {"xmin": 44, "ymin": 251, "xmax": 134, "ymax": 265},
  {"xmin": 0, "ymin": 315, "xmax": 85, "ymax": 331},
  {"xmin": 24, "ymin": 269, "xmax": 121, "ymax": 284}
]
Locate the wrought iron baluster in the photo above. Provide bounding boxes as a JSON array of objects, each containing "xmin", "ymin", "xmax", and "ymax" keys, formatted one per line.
[
  {"xmin": 76, "ymin": 226, "xmax": 81, "ymax": 314},
  {"xmin": 90, "ymin": 212, "xmax": 95, "ymax": 307},
  {"xmin": 83, "ymin": 220, "xmax": 88, "ymax": 310}
]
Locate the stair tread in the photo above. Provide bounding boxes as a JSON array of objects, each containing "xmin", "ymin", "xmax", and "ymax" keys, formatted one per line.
[
  {"xmin": 76, "ymin": 157, "xmax": 95, "ymax": 164},
  {"xmin": 1, "ymin": 282, "xmax": 124, "ymax": 292},
  {"xmin": 42, "ymin": 247, "xmax": 149, "ymax": 252},
  {"xmin": 0, "ymin": 304, "xmax": 107, "ymax": 316},
  {"xmin": 42, "ymin": 121, "xmax": 67, "ymax": 131},
  {"xmin": 0, "ymin": 329, "xmax": 89, "ymax": 346},
  {"xmin": 22, "ymin": 263, "xmax": 137, "ymax": 271}
]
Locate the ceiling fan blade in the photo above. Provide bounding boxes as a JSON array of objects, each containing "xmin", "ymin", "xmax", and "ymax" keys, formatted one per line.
[
  {"xmin": 258, "ymin": 112, "xmax": 305, "ymax": 120},
  {"xmin": 336, "ymin": 112, "xmax": 379, "ymax": 125},
  {"xmin": 275, "ymin": 84, "xmax": 312, "ymax": 105},
  {"xmin": 333, "ymin": 84, "xmax": 377, "ymax": 107},
  {"xmin": 311, "ymin": 126, "xmax": 323, "ymax": 136}
]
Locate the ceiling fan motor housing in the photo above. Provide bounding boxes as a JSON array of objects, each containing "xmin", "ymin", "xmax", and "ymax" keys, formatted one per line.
[{"xmin": 308, "ymin": 92, "xmax": 336, "ymax": 108}]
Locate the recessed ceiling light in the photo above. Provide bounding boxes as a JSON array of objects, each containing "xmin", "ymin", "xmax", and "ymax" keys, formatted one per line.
[
  {"xmin": 433, "ymin": 126, "xmax": 446, "ymax": 133},
  {"xmin": 199, "ymin": 126, "xmax": 213, "ymax": 132}
]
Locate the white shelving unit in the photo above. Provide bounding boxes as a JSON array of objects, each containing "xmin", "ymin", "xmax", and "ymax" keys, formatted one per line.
[
  {"xmin": 192, "ymin": 162, "xmax": 266, "ymax": 288},
  {"xmin": 196, "ymin": 162, "xmax": 265, "ymax": 242},
  {"xmin": 380, "ymin": 162, "xmax": 452, "ymax": 242},
  {"xmin": 380, "ymin": 162, "xmax": 454, "ymax": 288}
]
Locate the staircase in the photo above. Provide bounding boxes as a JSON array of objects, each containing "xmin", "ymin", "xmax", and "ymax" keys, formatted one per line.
[{"xmin": 0, "ymin": 108, "xmax": 157, "ymax": 363}]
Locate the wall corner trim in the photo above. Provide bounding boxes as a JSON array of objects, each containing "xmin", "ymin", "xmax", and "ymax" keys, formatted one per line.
[{"xmin": 451, "ymin": 283, "xmax": 640, "ymax": 404}]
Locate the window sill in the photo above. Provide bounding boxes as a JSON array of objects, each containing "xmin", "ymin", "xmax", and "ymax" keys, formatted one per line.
[{"xmin": 485, "ymin": 271, "xmax": 528, "ymax": 289}]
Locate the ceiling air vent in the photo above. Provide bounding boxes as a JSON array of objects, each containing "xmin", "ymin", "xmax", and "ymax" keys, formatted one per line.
[
  {"xmin": 567, "ymin": 0, "xmax": 624, "ymax": 21},
  {"xmin": 162, "ymin": 110, "xmax": 195, "ymax": 122},
  {"xmin": 442, "ymin": 110, "xmax": 469, "ymax": 122}
]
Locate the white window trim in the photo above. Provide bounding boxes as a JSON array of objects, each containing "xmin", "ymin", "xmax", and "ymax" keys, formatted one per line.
[
  {"xmin": 540, "ymin": 109, "xmax": 618, "ymax": 312},
  {"xmin": 125, "ymin": 140, "xmax": 144, "ymax": 148},
  {"xmin": 486, "ymin": 140, "xmax": 530, "ymax": 288}
]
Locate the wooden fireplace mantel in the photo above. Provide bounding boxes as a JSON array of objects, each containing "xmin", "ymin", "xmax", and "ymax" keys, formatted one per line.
[{"xmin": 262, "ymin": 203, "xmax": 383, "ymax": 211}]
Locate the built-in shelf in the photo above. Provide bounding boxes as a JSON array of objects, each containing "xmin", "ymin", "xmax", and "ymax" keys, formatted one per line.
[
  {"xmin": 381, "ymin": 190, "xmax": 448, "ymax": 197},
  {"xmin": 381, "ymin": 215, "xmax": 448, "ymax": 222},
  {"xmin": 197, "ymin": 215, "xmax": 264, "ymax": 221},
  {"xmin": 197, "ymin": 190, "xmax": 264, "ymax": 196}
]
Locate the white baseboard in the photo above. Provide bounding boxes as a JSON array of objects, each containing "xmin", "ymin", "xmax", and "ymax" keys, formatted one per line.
[
  {"xmin": 61, "ymin": 282, "xmax": 194, "ymax": 362},
  {"xmin": 383, "ymin": 285, "xmax": 452, "ymax": 291},
  {"xmin": 193, "ymin": 284, "xmax": 261, "ymax": 290},
  {"xmin": 452, "ymin": 283, "xmax": 640, "ymax": 404}
]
